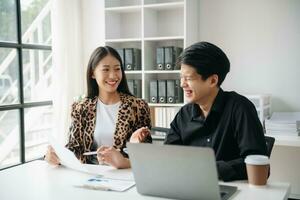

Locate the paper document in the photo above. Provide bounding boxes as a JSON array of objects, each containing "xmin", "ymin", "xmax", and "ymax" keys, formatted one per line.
[
  {"xmin": 49, "ymin": 136, "xmax": 90, "ymax": 174},
  {"xmin": 76, "ymin": 176, "xmax": 135, "ymax": 192},
  {"xmin": 84, "ymin": 164, "xmax": 134, "ymax": 181},
  {"xmin": 48, "ymin": 136, "xmax": 134, "ymax": 181}
]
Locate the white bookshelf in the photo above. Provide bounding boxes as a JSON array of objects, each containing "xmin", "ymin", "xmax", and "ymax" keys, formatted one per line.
[{"xmin": 104, "ymin": 0, "xmax": 199, "ymax": 127}]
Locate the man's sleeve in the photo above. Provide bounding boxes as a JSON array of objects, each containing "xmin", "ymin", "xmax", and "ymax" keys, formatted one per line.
[
  {"xmin": 164, "ymin": 111, "xmax": 183, "ymax": 145},
  {"xmin": 217, "ymin": 99, "xmax": 268, "ymax": 181}
]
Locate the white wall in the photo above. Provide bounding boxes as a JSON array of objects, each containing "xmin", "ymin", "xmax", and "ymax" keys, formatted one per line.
[{"xmin": 198, "ymin": 0, "xmax": 300, "ymax": 112}]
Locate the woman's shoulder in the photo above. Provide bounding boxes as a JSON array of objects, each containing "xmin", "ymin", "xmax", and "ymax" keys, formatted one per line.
[
  {"xmin": 121, "ymin": 93, "xmax": 149, "ymax": 108},
  {"xmin": 71, "ymin": 96, "xmax": 97, "ymax": 112}
]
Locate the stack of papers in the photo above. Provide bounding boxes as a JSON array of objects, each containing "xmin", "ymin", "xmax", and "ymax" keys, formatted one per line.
[
  {"xmin": 75, "ymin": 176, "xmax": 135, "ymax": 192},
  {"xmin": 265, "ymin": 112, "xmax": 300, "ymax": 136}
]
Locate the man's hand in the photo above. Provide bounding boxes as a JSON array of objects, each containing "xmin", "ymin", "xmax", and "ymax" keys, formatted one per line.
[{"xmin": 130, "ymin": 127, "xmax": 150, "ymax": 143}]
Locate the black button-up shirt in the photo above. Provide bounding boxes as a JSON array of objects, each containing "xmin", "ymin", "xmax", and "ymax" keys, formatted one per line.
[{"xmin": 165, "ymin": 89, "xmax": 267, "ymax": 181}]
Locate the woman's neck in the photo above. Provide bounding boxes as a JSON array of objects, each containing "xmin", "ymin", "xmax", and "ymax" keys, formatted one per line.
[{"xmin": 98, "ymin": 91, "xmax": 120, "ymax": 105}]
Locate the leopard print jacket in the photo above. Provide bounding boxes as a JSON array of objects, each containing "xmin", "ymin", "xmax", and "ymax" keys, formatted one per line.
[{"xmin": 65, "ymin": 93, "xmax": 152, "ymax": 163}]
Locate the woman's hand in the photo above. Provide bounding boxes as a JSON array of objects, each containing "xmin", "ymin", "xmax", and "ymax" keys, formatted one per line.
[
  {"xmin": 130, "ymin": 127, "xmax": 150, "ymax": 143},
  {"xmin": 97, "ymin": 146, "xmax": 130, "ymax": 169},
  {"xmin": 44, "ymin": 145, "xmax": 60, "ymax": 165}
]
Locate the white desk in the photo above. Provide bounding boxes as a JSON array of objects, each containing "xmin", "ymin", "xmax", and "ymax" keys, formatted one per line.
[
  {"xmin": 0, "ymin": 160, "xmax": 290, "ymax": 200},
  {"xmin": 265, "ymin": 134, "xmax": 300, "ymax": 199}
]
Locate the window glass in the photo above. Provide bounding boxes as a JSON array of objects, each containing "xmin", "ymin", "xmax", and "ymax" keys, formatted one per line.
[
  {"xmin": 0, "ymin": 48, "xmax": 20, "ymax": 105},
  {"xmin": 21, "ymin": 0, "xmax": 52, "ymax": 45},
  {"xmin": 25, "ymin": 105, "xmax": 52, "ymax": 161},
  {"xmin": 22, "ymin": 49, "xmax": 52, "ymax": 102},
  {"xmin": 0, "ymin": 0, "xmax": 17, "ymax": 42},
  {"xmin": 0, "ymin": 110, "xmax": 20, "ymax": 169}
]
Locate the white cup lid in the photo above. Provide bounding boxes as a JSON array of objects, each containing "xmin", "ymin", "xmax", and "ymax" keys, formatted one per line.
[{"xmin": 245, "ymin": 155, "xmax": 269, "ymax": 165}]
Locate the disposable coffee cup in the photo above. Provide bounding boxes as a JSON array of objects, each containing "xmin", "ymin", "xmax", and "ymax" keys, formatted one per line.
[{"xmin": 245, "ymin": 155, "xmax": 270, "ymax": 186}]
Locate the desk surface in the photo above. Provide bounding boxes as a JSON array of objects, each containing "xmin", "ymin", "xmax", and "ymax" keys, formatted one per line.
[
  {"xmin": 265, "ymin": 134, "xmax": 300, "ymax": 147},
  {"xmin": 0, "ymin": 160, "xmax": 290, "ymax": 200}
]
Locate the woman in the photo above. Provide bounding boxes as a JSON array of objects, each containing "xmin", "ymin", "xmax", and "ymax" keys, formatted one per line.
[{"xmin": 45, "ymin": 46, "xmax": 151, "ymax": 168}]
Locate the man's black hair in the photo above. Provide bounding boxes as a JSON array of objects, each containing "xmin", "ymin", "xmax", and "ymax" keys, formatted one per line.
[{"xmin": 177, "ymin": 41, "xmax": 230, "ymax": 86}]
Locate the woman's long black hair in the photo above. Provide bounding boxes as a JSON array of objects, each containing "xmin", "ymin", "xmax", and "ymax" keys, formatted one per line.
[{"xmin": 86, "ymin": 46, "xmax": 132, "ymax": 98}]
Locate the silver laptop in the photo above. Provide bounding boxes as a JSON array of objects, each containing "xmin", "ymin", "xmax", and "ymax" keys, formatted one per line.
[{"xmin": 127, "ymin": 143, "xmax": 237, "ymax": 200}]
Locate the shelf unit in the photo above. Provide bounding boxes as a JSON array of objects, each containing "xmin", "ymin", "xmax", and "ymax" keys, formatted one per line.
[{"xmin": 104, "ymin": 0, "xmax": 199, "ymax": 127}]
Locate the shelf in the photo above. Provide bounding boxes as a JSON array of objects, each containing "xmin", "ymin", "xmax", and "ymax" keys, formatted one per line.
[
  {"xmin": 266, "ymin": 134, "xmax": 300, "ymax": 147},
  {"xmin": 105, "ymin": 9, "xmax": 141, "ymax": 39},
  {"xmin": 104, "ymin": 0, "xmax": 199, "ymax": 127},
  {"xmin": 125, "ymin": 71, "xmax": 142, "ymax": 74},
  {"xmin": 144, "ymin": 0, "xmax": 183, "ymax": 5},
  {"xmin": 148, "ymin": 103, "xmax": 184, "ymax": 107},
  {"xmin": 144, "ymin": 70, "xmax": 180, "ymax": 74},
  {"xmin": 105, "ymin": 0, "xmax": 142, "ymax": 8},
  {"xmin": 144, "ymin": 2, "xmax": 184, "ymax": 10},
  {"xmin": 144, "ymin": 39, "xmax": 183, "ymax": 71},
  {"xmin": 144, "ymin": 36, "xmax": 184, "ymax": 41},
  {"xmin": 105, "ymin": 5, "xmax": 141, "ymax": 13},
  {"xmin": 144, "ymin": 5, "xmax": 183, "ymax": 38},
  {"xmin": 105, "ymin": 38, "xmax": 142, "ymax": 43}
]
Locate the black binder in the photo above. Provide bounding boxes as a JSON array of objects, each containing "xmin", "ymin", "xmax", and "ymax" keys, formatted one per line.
[
  {"xmin": 164, "ymin": 46, "xmax": 183, "ymax": 70},
  {"xmin": 116, "ymin": 48, "xmax": 124, "ymax": 69},
  {"xmin": 158, "ymin": 80, "xmax": 167, "ymax": 103},
  {"xmin": 167, "ymin": 80, "xmax": 183, "ymax": 103},
  {"xmin": 125, "ymin": 48, "xmax": 133, "ymax": 70},
  {"xmin": 175, "ymin": 79, "xmax": 183, "ymax": 103},
  {"xmin": 167, "ymin": 80, "xmax": 176, "ymax": 103},
  {"xmin": 127, "ymin": 79, "xmax": 134, "ymax": 95},
  {"xmin": 128, "ymin": 79, "xmax": 142, "ymax": 98},
  {"xmin": 156, "ymin": 47, "xmax": 164, "ymax": 70},
  {"xmin": 149, "ymin": 80, "xmax": 158, "ymax": 103},
  {"xmin": 125, "ymin": 48, "xmax": 141, "ymax": 70},
  {"xmin": 133, "ymin": 79, "xmax": 142, "ymax": 98}
]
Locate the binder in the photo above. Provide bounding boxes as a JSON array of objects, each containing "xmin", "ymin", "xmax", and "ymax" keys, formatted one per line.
[
  {"xmin": 125, "ymin": 48, "xmax": 133, "ymax": 70},
  {"xmin": 164, "ymin": 47, "xmax": 183, "ymax": 70},
  {"xmin": 127, "ymin": 79, "xmax": 134, "ymax": 95},
  {"xmin": 127, "ymin": 79, "xmax": 142, "ymax": 98},
  {"xmin": 175, "ymin": 79, "xmax": 183, "ymax": 103},
  {"xmin": 124, "ymin": 48, "xmax": 141, "ymax": 70},
  {"xmin": 134, "ymin": 48, "xmax": 141, "ymax": 70},
  {"xmin": 156, "ymin": 47, "xmax": 164, "ymax": 70},
  {"xmin": 133, "ymin": 79, "xmax": 142, "ymax": 98},
  {"xmin": 167, "ymin": 80, "xmax": 176, "ymax": 103},
  {"xmin": 149, "ymin": 80, "xmax": 158, "ymax": 103},
  {"xmin": 167, "ymin": 80, "xmax": 183, "ymax": 103},
  {"xmin": 116, "ymin": 48, "xmax": 124, "ymax": 69},
  {"xmin": 158, "ymin": 80, "xmax": 167, "ymax": 103}
]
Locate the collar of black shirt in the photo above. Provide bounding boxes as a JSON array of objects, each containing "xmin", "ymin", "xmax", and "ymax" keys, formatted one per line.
[{"xmin": 191, "ymin": 88, "xmax": 226, "ymax": 122}]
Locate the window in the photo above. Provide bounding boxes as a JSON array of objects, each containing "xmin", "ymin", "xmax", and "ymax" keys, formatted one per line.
[{"xmin": 0, "ymin": 0, "xmax": 52, "ymax": 169}]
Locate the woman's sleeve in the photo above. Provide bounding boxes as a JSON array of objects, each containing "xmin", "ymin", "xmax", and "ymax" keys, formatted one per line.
[
  {"xmin": 137, "ymin": 99, "xmax": 152, "ymax": 143},
  {"xmin": 65, "ymin": 102, "xmax": 84, "ymax": 160}
]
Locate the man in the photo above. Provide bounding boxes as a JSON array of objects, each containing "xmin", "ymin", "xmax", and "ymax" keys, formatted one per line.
[{"xmin": 164, "ymin": 41, "xmax": 267, "ymax": 181}]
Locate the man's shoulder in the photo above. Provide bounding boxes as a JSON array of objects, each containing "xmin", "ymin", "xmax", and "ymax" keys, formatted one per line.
[
  {"xmin": 175, "ymin": 103, "xmax": 195, "ymax": 117},
  {"xmin": 224, "ymin": 91, "xmax": 255, "ymax": 110}
]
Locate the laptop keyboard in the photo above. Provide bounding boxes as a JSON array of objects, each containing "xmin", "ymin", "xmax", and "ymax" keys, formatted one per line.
[{"xmin": 220, "ymin": 191, "xmax": 227, "ymax": 197}]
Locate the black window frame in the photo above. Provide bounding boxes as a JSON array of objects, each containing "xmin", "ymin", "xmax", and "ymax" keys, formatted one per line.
[{"xmin": 0, "ymin": 0, "xmax": 52, "ymax": 170}]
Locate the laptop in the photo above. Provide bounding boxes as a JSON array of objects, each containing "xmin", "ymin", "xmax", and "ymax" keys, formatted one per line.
[{"xmin": 127, "ymin": 143, "xmax": 237, "ymax": 200}]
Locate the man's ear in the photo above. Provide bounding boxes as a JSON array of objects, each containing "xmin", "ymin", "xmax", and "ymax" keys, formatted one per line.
[{"xmin": 210, "ymin": 74, "xmax": 218, "ymax": 87}]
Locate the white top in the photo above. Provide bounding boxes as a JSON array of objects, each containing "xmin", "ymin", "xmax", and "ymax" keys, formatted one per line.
[{"xmin": 93, "ymin": 99, "xmax": 121, "ymax": 147}]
